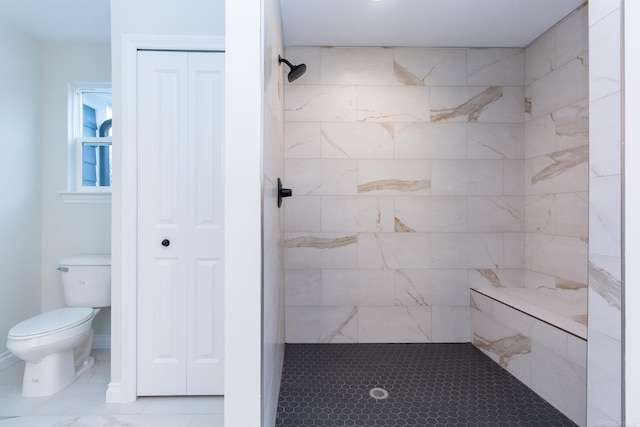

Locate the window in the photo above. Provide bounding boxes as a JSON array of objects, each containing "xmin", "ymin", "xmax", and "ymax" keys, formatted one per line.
[{"xmin": 70, "ymin": 84, "xmax": 112, "ymax": 193}]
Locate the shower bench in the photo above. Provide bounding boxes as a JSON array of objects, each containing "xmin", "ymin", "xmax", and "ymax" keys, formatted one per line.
[{"xmin": 470, "ymin": 287, "xmax": 587, "ymax": 426}]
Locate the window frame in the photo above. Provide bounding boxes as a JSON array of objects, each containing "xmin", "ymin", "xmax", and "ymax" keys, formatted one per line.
[
  {"xmin": 65, "ymin": 83, "xmax": 113, "ymax": 200},
  {"xmin": 74, "ymin": 136, "xmax": 113, "ymax": 192}
]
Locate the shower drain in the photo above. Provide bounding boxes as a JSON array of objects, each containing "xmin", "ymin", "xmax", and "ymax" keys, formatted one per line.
[{"xmin": 369, "ymin": 387, "xmax": 390, "ymax": 400}]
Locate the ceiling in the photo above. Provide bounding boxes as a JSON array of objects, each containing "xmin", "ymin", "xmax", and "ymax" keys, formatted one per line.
[
  {"xmin": 0, "ymin": 0, "xmax": 584, "ymax": 48},
  {"xmin": 0, "ymin": 0, "xmax": 110, "ymax": 43},
  {"xmin": 280, "ymin": 0, "xmax": 585, "ymax": 48}
]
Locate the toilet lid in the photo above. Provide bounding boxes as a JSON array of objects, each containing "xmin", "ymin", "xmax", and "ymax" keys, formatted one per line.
[{"xmin": 8, "ymin": 307, "xmax": 94, "ymax": 338}]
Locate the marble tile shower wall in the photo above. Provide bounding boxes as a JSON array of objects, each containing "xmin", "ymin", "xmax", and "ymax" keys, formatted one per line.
[
  {"xmin": 587, "ymin": 0, "xmax": 622, "ymax": 424},
  {"xmin": 283, "ymin": 46, "xmax": 526, "ymax": 343},
  {"xmin": 523, "ymin": 6, "xmax": 589, "ymax": 303}
]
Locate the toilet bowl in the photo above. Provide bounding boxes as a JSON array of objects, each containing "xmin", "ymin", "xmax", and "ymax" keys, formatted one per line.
[
  {"xmin": 5, "ymin": 255, "xmax": 110, "ymax": 397},
  {"xmin": 7, "ymin": 308, "xmax": 98, "ymax": 397}
]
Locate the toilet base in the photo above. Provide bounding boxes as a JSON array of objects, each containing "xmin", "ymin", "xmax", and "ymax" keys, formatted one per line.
[
  {"xmin": 22, "ymin": 350, "xmax": 72, "ymax": 397},
  {"xmin": 20, "ymin": 330, "xmax": 95, "ymax": 397},
  {"xmin": 22, "ymin": 353, "xmax": 96, "ymax": 397}
]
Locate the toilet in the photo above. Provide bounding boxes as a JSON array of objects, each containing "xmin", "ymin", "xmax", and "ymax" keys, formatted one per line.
[{"xmin": 6, "ymin": 255, "xmax": 111, "ymax": 397}]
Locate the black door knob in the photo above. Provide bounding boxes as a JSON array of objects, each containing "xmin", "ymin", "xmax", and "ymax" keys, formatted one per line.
[{"xmin": 161, "ymin": 239, "xmax": 170, "ymax": 247}]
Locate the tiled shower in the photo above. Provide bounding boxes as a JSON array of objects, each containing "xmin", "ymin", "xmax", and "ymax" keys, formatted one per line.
[
  {"xmin": 279, "ymin": 5, "xmax": 595, "ymax": 425},
  {"xmin": 278, "ymin": 2, "xmax": 625, "ymax": 424},
  {"xmin": 283, "ymin": 6, "xmax": 587, "ymax": 344}
]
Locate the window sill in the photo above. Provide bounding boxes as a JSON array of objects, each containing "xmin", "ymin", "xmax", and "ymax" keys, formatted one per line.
[{"xmin": 59, "ymin": 192, "xmax": 112, "ymax": 204}]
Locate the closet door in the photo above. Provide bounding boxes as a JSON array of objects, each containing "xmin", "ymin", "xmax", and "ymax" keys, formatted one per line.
[
  {"xmin": 137, "ymin": 50, "xmax": 224, "ymax": 396},
  {"xmin": 185, "ymin": 52, "xmax": 225, "ymax": 395}
]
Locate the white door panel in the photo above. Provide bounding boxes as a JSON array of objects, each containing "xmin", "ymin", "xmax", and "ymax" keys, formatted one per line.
[
  {"xmin": 185, "ymin": 53, "xmax": 225, "ymax": 394},
  {"xmin": 137, "ymin": 50, "xmax": 224, "ymax": 396}
]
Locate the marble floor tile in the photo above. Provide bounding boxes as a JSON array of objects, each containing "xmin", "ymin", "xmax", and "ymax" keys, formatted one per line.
[
  {"xmin": 0, "ymin": 351, "xmax": 224, "ymax": 425},
  {"xmin": 0, "ymin": 414, "xmax": 222, "ymax": 427},
  {"xmin": 140, "ymin": 396, "xmax": 223, "ymax": 415}
]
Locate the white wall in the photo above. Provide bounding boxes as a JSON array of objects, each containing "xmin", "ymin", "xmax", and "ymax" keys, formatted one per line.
[
  {"xmin": 224, "ymin": 0, "xmax": 263, "ymax": 424},
  {"xmin": 40, "ymin": 42, "xmax": 112, "ymax": 336},
  {"xmin": 109, "ymin": 6, "xmax": 274, "ymax": 426},
  {"xmin": 262, "ymin": 0, "xmax": 286, "ymax": 424},
  {"xmin": 108, "ymin": 0, "xmax": 229, "ymax": 405},
  {"xmin": 0, "ymin": 18, "xmax": 111, "ymax": 359},
  {"xmin": 0, "ymin": 18, "xmax": 42, "ymax": 359}
]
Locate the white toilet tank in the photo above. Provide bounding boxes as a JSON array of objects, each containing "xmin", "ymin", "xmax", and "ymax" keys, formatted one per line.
[{"xmin": 59, "ymin": 255, "xmax": 111, "ymax": 308}]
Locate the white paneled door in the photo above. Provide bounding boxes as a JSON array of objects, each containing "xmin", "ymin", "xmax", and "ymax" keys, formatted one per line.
[{"xmin": 137, "ymin": 51, "xmax": 224, "ymax": 395}]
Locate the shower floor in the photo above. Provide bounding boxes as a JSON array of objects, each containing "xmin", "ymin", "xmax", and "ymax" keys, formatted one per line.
[{"xmin": 275, "ymin": 343, "xmax": 576, "ymax": 426}]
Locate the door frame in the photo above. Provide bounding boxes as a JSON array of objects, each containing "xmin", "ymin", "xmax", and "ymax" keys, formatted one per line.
[{"xmin": 108, "ymin": 35, "xmax": 224, "ymax": 403}]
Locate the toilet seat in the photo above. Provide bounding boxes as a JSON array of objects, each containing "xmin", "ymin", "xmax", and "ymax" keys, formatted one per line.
[{"xmin": 8, "ymin": 307, "xmax": 94, "ymax": 340}]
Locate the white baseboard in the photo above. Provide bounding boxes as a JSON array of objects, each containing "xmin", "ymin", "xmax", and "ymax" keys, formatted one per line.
[
  {"xmin": 106, "ymin": 382, "xmax": 138, "ymax": 403},
  {"xmin": 92, "ymin": 334, "xmax": 111, "ymax": 350},
  {"xmin": 106, "ymin": 382, "xmax": 122, "ymax": 403},
  {"xmin": 0, "ymin": 351, "xmax": 19, "ymax": 371}
]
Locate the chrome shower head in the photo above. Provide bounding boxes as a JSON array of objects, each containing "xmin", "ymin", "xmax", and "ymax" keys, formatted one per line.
[{"xmin": 278, "ymin": 56, "xmax": 307, "ymax": 82}]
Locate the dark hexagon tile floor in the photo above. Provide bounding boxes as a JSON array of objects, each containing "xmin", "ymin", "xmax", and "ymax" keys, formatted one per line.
[{"xmin": 275, "ymin": 343, "xmax": 576, "ymax": 426}]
